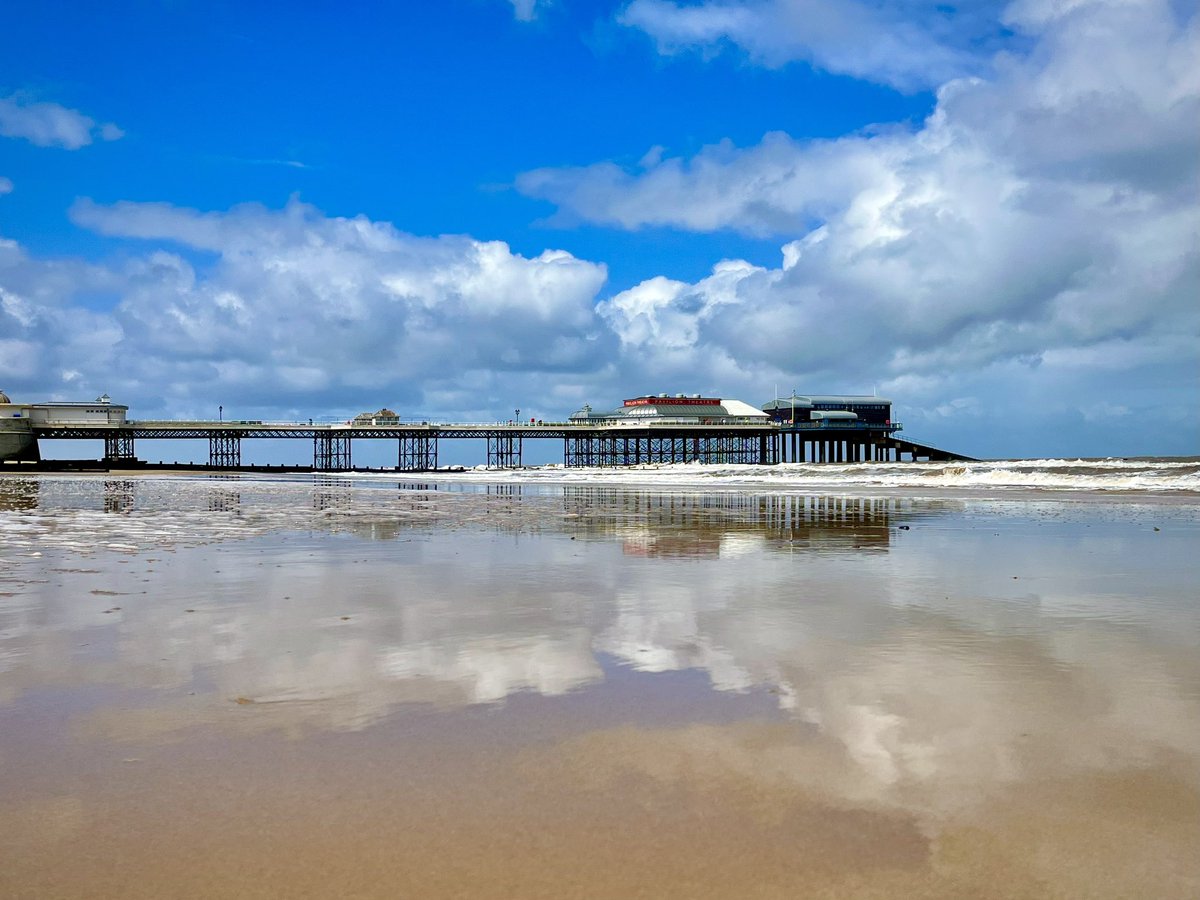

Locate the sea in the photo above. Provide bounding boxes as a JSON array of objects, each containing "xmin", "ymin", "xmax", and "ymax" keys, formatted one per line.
[{"xmin": 434, "ymin": 455, "xmax": 1200, "ymax": 493}]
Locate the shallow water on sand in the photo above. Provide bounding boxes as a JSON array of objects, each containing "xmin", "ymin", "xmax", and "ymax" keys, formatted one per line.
[{"xmin": 1, "ymin": 474, "xmax": 1198, "ymax": 898}]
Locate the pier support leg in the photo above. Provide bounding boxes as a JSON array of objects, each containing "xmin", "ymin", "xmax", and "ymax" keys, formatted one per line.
[
  {"xmin": 398, "ymin": 435, "xmax": 437, "ymax": 471},
  {"xmin": 208, "ymin": 433, "xmax": 241, "ymax": 467},
  {"xmin": 314, "ymin": 433, "xmax": 352, "ymax": 471},
  {"xmin": 487, "ymin": 434, "xmax": 522, "ymax": 468},
  {"xmin": 564, "ymin": 435, "xmax": 593, "ymax": 467},
  {"xmin": 103, "ymin": 432, "xmax": 136, "ymax": 464}
]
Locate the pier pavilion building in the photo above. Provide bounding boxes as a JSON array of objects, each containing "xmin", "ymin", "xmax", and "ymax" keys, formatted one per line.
[
  {"xmin": 570, "ymin": 394, "xmax": 769, "ymax": 425},
  {"xmin": 761, "ymin": 395, "xmax": 893, "ymax": 427},
  {"xmin": 1, "ymin": 393, "xmax": 128, "ymax": 426},
  {"xmin": 1, "ymin": 392, "xmax": 129, "ymax": 462},
  {"xmin": 761, "ymin": 394, "xmax": 906, "ymax": 463},
  {"xmin": 352, "ymin": 408, "xmax": 401, "ymax": 426}
]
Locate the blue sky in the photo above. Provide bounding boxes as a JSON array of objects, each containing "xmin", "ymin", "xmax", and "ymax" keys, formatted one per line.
[{"xmin": 1, "ymin": 0, "xmax": 1197, "ymax": 459}]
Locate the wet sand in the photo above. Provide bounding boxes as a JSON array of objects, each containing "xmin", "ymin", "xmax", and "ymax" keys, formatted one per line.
[{"xmin": 1, "ymin": 475, "xmax": 1198, "ymax": 898}]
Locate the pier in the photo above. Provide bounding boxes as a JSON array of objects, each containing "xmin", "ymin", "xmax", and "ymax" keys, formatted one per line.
[
  {"xmin": 1, "ymin": 391, "xmax": 975, "ymax": 470},
  {"xmin": 11, "ymin": 420, "xmax": 971, "ymax": 471}
]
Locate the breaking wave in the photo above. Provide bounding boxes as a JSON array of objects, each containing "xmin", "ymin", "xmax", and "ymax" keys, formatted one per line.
[{"xmin": 448, "ymin": 457, "xmax": 1200, "ymax": 493}]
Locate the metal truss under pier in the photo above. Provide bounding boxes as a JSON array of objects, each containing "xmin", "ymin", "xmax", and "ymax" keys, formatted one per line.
[
  {"xmin": 313, "ymin": 433, "xmax": 352, "ymax": 471},
  {"xmin": 776, "ymin": 430, "xmax": 973, "ymax": 463},
  {"xmin": 398, "ymin": 434, "xmax": 437, "ymax": 471},
  {"xmin": 487, "ymin": 434, "xmax": 522, "ymax": 468},
  {"xmin": 564, "ymin": 432, "xmax": 775, "ymax": 467},
  {"xmin": 209, "ymin": 433, "xmax": 241, "ymax": 467},
  {"xmin": 27, "ymin": 422, "xmax": 972, "ymax": 469},
  {"xmin": 103, "ymin": 432, "xmax": 137, "ymax": 463}
]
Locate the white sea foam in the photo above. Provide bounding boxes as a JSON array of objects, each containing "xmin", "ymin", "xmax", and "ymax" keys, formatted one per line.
[
  {"xmin": 1, "ymin": 462, "xmax": 1196, "ymax": 561},
  {"xmin": 427, "ymin": 458, "xmax": 1200, "ymax": 493}
]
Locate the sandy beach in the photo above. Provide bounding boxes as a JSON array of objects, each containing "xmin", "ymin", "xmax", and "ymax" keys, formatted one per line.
[{"xmin": 1, "ymin": 471, "xmax": 1198, "ymax": 898}]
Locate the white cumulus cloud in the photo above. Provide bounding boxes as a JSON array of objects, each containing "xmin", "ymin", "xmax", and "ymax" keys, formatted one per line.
[
  {"xmin": 2, "ymin": 197, "xmax": 612, "ymax": 420},
  {"xmin": 515, "ymin": 0, "xmax": 1200, "ymax": 453},
  {"xmin": 1, "ymin": 1, "xmax": 1196, "ymax": 456},
  {"xmin": 0, "ymin": 93, "xmax": 123, "ymax": 149},
  {"xmin": 619, "ymin": 0, "xmax": 1010, "ymax": 90}
]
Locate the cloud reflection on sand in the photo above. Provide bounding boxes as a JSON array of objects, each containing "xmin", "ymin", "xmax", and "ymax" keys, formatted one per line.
[{"xmin": 1, "ymin": 476, "xmax": 1197, "ymax": 810}]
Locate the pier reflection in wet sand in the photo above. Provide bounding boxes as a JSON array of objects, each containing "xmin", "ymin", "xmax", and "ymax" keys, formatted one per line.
[{"xmin": 0, "ymin": 474, "xmax": 1197, "ymax": 898}]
